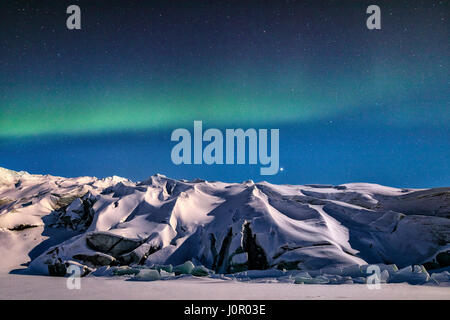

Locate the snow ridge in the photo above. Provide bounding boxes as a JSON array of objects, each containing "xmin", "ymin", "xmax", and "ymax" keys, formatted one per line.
[{"xmin": 0, "ymin": 167, "xmax": 448, "ymax": 280}]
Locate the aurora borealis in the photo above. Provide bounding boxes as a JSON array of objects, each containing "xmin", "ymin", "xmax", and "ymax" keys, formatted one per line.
[{"xmin": 0, "ymin": 0, "xmax": 449, "ymax": 187}]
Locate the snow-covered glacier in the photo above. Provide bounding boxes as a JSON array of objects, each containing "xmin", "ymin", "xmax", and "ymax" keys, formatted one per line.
[{"xmin": 0, "ymin": 167, "xmax": 449, "ymax": 285}]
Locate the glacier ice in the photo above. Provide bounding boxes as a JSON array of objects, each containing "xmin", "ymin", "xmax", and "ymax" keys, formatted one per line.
[
  {"xmin": 192, "ymin": 265, "xmax": 212, "ymax": 277},
  {"xmin": 390, "ymin": 265, "xmax": 430, "ymax": 285},
  {"xmin": 0, "ymin": 167, "xmax": 449, "ymax": 286},
  {"xmin": 134, "ymin": 269, "xmax": 161, "ymax": 281},
  {"xmin": 173, "ymin": 261, "xmax": 195, "ymax": 275}
]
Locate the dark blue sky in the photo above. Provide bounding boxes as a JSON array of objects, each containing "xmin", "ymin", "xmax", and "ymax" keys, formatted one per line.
[{"xmin": 0, "ymin": 0, "xmax": 449, "ymax": 187}]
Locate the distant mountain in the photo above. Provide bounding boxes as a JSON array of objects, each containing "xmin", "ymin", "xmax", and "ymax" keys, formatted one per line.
[{"xmin": 0, "ymin": 167, "xmax": 448, "ymax": 276}]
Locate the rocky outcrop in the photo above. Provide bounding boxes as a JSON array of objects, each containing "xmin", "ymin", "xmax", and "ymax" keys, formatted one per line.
[
  {"xmin": 242, "ymin": 221, "xmax": 269, "ymax": 270},
  {"xmin": 72, "ymin": 253, "xmax": 116, "ymax": 267},
  {"xmin": 214, "ymin": 228, "xmax": 233, "ymax": 273},
  {"xmin": 8, "ymin": 224, "xmax": 39, "ymax": 231},
  {"xmin": 86, "ymin": 232, "xmax": 143, "ymax": 258},
  {"xmin": 424, "ymin": 250, "xmax": 450, "ymax": 270},
  {"xmin": 53, "ymin": 193, "xmax": 96, "ymax": 231},
  {"xmin": 47, "ymin": 262, "xmax": 67, "ymax": 277}
]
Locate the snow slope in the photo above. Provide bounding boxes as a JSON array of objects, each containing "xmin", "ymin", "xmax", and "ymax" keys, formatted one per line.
[{"xmin": 0, "ymin": 167, "xmax": 449, "ymax": 281}]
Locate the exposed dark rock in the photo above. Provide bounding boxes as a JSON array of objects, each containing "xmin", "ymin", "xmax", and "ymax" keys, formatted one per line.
[
  {"xmin": 118, "ymin": 244, "xmax": 161, "ymax": 265},
  {"xmin": 242, "ymin": 221, "xmax": 269, "ymax": 270},
  {"xmin": 48, "ymin": 262, "xmax": 67, "ymax": 276},
  {"xmin": 0, "ymin": 198, "xmax": 12, "ymax": 207},
  {"xmin": 118, "ymin": 251, "xmax": 140, "ymax": 265},
  {"xmin": 80, "ymin": 198, "xmax": 96, "ymax": 228},
  {"xmin": 21, "ymin": 201, "xmax": 32, "ymax": 207},
  {"xmin": 52, "ymin": 193, "xmax": 96, "ymax": 230},
  {"xmin": 215, "ymin": 228, "xmax": 233, "ymax": 273},
  {"xmin": 8, "ymin": 224, "xmax": 39, "ymax": 231},
  {"xmin": 86, "ymin": 233, "xmax": 119, "ymax": 252},
  {"xmin": 52, "ymin": 194, "xmax": 82, "ymax": 211},
  {"xmin": 164, "ymin": 180, "xmax": 177, "ymax": 195},
  {"xmin": 423, "ymin": 261, "xmax": 440, "ymax": 271},
  {"xmin": 209, "ymin": 233, "xmax": 218, "ymax": 270},
  {"xmin": 73, "ymin": 253, "xmax": 116, "ymax": 266},
  {"xmin": 436, "ymin": 251, "xmax": 450, "ymax": 268},
  {"xmin": 138, "ymin": 245, "xmax": 161, "ymax": 265},
  {"xmin": 86, "ymin": 232, "xmax": 142, "ymax": 258},
  {"xmin": 109, "ymin": 238, "xmax": 143, "ymax": 257}
]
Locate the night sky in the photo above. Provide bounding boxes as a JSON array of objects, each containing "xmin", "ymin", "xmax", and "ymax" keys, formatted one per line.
[{"xmin": 0, "ymin": 0, "xmax": 449, "ymax": 187}]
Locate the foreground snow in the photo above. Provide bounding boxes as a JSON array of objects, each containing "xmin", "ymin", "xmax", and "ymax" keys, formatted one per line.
[
  {"xmin": 0, "ymin": 167, "xmax": 449, "ymax": 289},
  {"xmin": 0, "ymin": 273, "xmax": 448, "ymax": 300}
]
